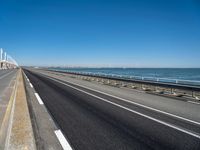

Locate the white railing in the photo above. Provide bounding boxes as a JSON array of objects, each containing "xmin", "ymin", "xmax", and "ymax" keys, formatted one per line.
[
  {"xmin": 52, "ymin": 69, "xmax": 200, "ymax": 87},
  {"xmin": 0, "ymin": 48, "xmax": 18, "ymax": 69}
]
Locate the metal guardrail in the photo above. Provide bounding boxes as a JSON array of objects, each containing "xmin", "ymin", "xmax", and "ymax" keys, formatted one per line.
[{"xmin": 48, "ymin": 69, "xmax": 200, "ymax": 92}]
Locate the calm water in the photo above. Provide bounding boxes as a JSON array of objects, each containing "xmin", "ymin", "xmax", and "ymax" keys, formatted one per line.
[{"xmin": 49, "ymin": 68, "xmax": 200, "ymax": 81}]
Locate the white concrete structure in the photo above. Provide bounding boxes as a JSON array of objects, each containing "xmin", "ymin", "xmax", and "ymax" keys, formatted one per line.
[
  {"xmin": 0, "ymin": 48, "xmax": 18, "ymax": 69},
  {"xmin": 0, "ymin": 48, "xmax": 3, "ymax": 61}
]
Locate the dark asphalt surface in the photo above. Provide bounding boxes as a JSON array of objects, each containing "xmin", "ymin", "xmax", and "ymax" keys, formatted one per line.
[{"xmin": 24, "ymin": 69, "xmax": 200, "ymax": 150}]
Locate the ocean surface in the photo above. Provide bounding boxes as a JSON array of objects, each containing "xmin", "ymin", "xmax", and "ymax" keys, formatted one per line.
[{"xmin": 49, "ymin": 68, "xmax": 200, "ymax": 82}]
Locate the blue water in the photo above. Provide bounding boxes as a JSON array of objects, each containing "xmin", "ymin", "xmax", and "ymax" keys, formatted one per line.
[{"xmin": 49, "ymin": 68, "xmax": 200, "ymax": 81}]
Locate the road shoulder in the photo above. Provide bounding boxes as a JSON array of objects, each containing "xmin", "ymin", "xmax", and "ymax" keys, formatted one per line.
[{"xmin": 23, "ymin": 71, "xmax": 63, "ymax": 150}]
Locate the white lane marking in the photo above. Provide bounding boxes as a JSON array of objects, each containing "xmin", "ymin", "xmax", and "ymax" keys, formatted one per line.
[
  {"xmin": 46, "ymin": 75, "xmax": 200, "ymax": 126},
  {"xmin": 34, "ymin": 93, "xmax": 44, "ymax": 105},
  {"xmin": 0, "ymin": 70, "xmax": 15, "ymax": 80},
  {"xmin": 29, "ymin": 83, "xmax": 33, "ymax": 88},
  {"xmin": 27, "ymin": 78, "xmax": 30, "ymax": 82},
  {"xmin": 54, "ymin": 130, "xmax": 73, "ymax": 150},
  {"xmin": 48, "ymin": 77, "xmax": 200, "ymax": 139},
  {"xmin": 188, "ymin": 101, "xmax": 200, "ymax": 105},
  {"xmin": 23, "ymin": 73, "xmax": 29, "ymax": 81},
  {"xmin": 22, "ymin": 71, "xmax": 27, "ymax": 79}
]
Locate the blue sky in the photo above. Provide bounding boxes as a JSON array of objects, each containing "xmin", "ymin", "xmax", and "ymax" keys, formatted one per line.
[{"xmin": 0, "ymin": 0, "xmax": 200, "ymax": 67}]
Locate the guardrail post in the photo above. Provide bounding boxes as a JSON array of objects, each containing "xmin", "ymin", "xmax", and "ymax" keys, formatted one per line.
[
  {"xmin": 155, "ymin": 86, "xmax": 158, "ymax": 91},
  {"xmin": 107, "ymin": 80, "xmax": 110, "ymax": 84},
  {"xmin": 171, "ymin": 88, "xmax": 173, "ymax": 94},
  {"xmin": 192, "ymin": 91, "xmax": 195, "ymax": 98}
]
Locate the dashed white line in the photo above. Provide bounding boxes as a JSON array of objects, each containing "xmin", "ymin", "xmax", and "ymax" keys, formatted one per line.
[
  {"xmin": 34, "ymin": 93, "xmax": 44, "ymax": 105},
  {"xmin": 54, "ymin": 130, "xmax": 73, "ymax": 150},
  {"xmin": 48, "ymin": 77, "xmax": 200, "ymax": 139},
  {"xmin": 24, "ymin": 73, "xmax": 28, "ymax": 79},
  {"xmin": 29, "ymin": 83, "xmax": 33, "ymax": 88}
]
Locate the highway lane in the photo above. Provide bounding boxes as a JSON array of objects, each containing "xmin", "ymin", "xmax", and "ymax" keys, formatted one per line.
[
  {"xmin": 24, "ymin": 69, "xmax": 200, "ymax": 150},
  {"xmin": 0, "ymin": 69, "xmax": 18, "ymax": 138},
  {"xmin": 0, "ymin": 69, "xmax": 16, "ymax": 79},
  {"xmin": 0, "ymin": 69, "xmax": 18, "ymax": 98},
  {"xmin": 0, "ymin": 69, "xmax": 13, "ymax": 79},
  {"xmin": 27, "ymin": 68, "xmax": 200, "ymax": 123}
]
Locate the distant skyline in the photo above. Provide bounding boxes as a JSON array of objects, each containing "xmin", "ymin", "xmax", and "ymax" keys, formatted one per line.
[{"xmin": 0, "ymin": 0, "xmax": 200, "ymax": 68}]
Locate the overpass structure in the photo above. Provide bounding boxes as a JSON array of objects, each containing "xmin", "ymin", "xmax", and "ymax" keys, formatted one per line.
[{"xmin": 0, "ymin": 48, "xmax": 18, "ymax": 69}]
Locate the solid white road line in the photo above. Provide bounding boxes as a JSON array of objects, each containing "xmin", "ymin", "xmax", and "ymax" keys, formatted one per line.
[
  {"xmin": 48, "ymin": 77, "xmax": 200, "ymax": 139},
  {"xmin": 46, "ymin": 75, "xmax": 200, "ymax": 126},
  {"xmin": 29, "ymin": 83, "xmax": 33, "ymax": 88},
  {"xmin": 54, "ymin": 130, "xmax": 73, "ymax": 150},
  {"xmin": 35, "ymin": 93, "xmax": 44, "ymax": 105}
]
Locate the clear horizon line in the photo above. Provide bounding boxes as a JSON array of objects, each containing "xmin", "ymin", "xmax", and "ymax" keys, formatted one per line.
[{"xmin": 22, "ymin": 65, "xmax": 200, "ymax": 69}]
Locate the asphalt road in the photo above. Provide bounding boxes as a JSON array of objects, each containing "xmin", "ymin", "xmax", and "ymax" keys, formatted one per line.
[
  {"xmin": 0, "ymin": 69, "xmax": 18, "ymax": 99},
  {"xmin": 24, "ymin": 69, "xmax": 200, "ymax": 150},
  {"xmin": 28, "ymin": 68, "xmax": 200, "ymax": 122},
  {"xmin": 0, "ymin": 69, "xmax": 18, "ymax": 139}
]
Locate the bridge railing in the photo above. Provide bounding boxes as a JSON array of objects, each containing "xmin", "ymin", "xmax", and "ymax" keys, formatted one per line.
[
  {"xmin": 47, "ymin": 69, "xmax": 200, "ymax": 100},
  {"xmin": 53, "ymin": 70, "xmax": 200, "ymax": 87},
  {"xmin": 0, "ymin": 48, "xmax": 18, "ymax": 69}
]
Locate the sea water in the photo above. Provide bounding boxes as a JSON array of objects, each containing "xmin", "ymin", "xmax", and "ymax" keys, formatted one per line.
[{"xmin": 49, "ymin": 68, "xmax": 200, "ymax": 81}]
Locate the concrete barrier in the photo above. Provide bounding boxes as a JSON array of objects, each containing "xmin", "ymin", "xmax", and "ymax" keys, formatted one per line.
[
  {"xmin": 0, "ymin": 69, "xmax": 36, "ymax": 150},
  {"xmin": 62, "ymin": 71, "xmax": 200, "ymax": 101}
]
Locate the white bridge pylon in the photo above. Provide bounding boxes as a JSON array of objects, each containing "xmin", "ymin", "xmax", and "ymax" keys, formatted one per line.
[{"xmin": 0, "ymin": 48, "xmax": 18, "ymax": 69}]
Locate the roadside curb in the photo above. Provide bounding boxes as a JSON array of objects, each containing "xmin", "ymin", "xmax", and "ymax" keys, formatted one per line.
[{"xmin": 0, "ymin": 69, "xmax": 36, "ymax": 150}]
